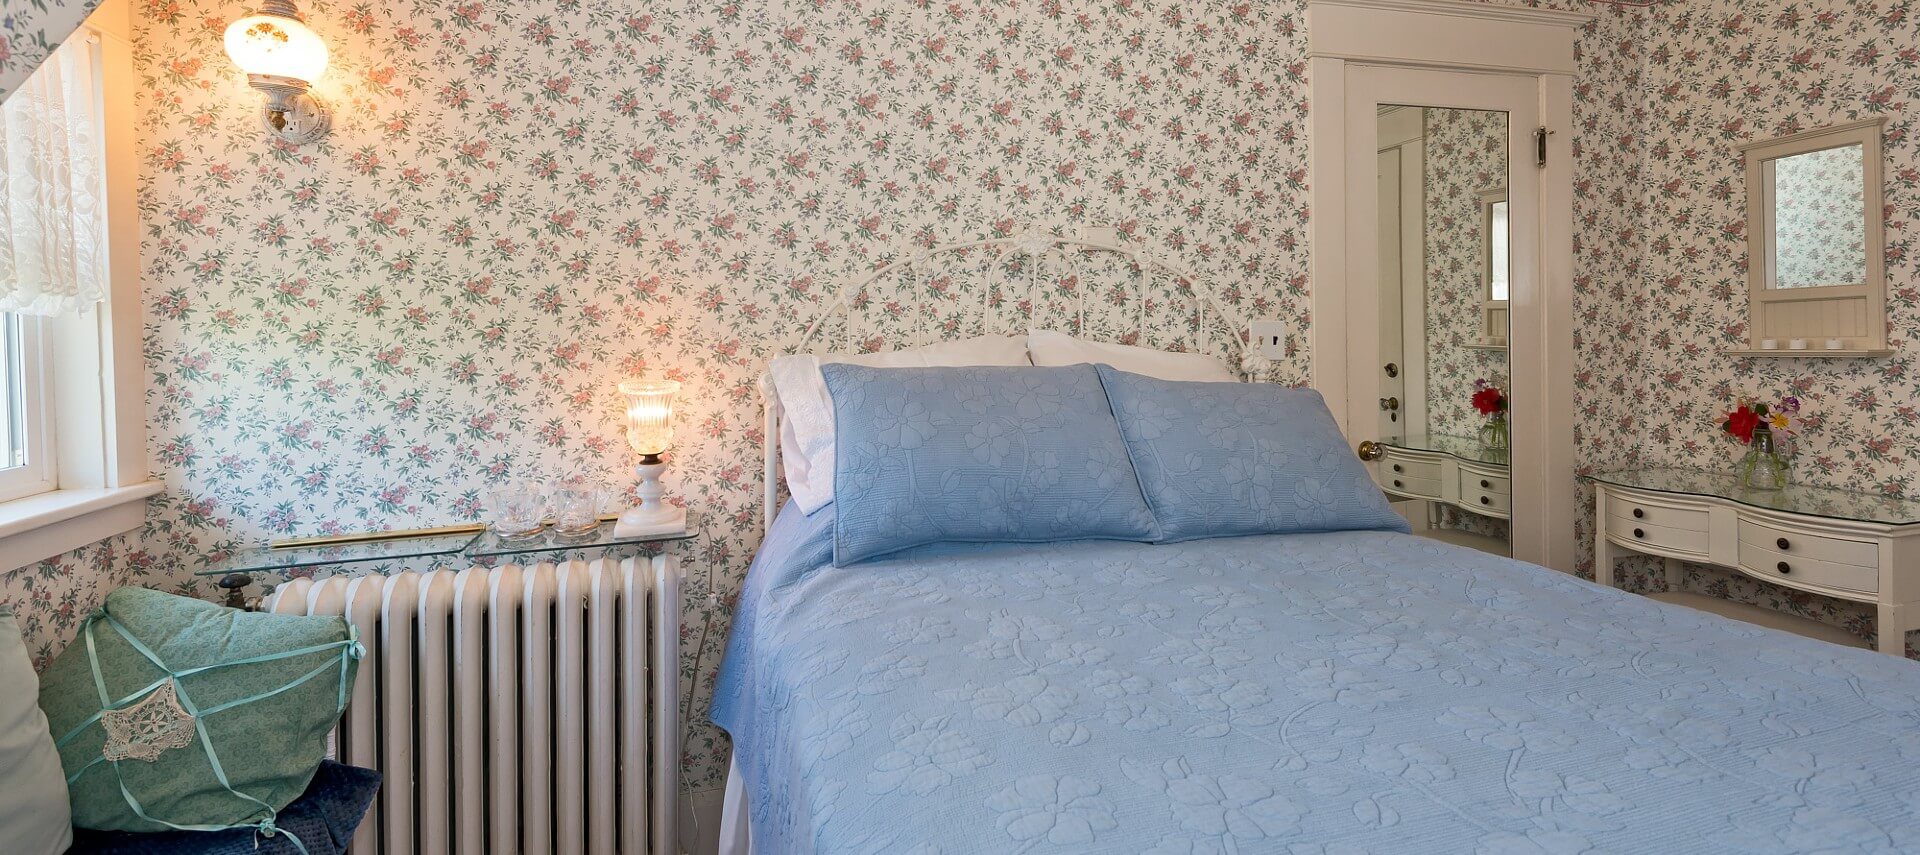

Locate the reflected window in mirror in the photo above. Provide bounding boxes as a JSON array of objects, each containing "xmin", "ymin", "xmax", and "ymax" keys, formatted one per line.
[
  {"xmin": 1477, "ymin": 188, "xmax": 1509, "ymax": 347},
  {"xmin": 1487, "ymin": 199, "xmax": 1510, "ymax": 301}
]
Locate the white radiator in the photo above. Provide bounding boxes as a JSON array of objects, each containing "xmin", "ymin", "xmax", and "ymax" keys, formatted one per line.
[{"xmin": 266, "ymin": 556, "xmax": 681, "ymax": 855}]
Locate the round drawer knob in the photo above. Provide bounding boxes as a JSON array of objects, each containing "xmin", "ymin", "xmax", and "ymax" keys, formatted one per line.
[
  {"xmin": 1480, "ymin": 479, "xmax": 1491, "ymax": 489},
  {"xmin": 1393, "ymin": 480, "xmax": 1403, "ymax": 488},
  {"xmin": 1633, "ymin": 528, "xmax": 1645, "ymax": 539},
  {"xmin": 1776, "ymin": 561, "xmax": 1792, "ymax": 574},
  {"xmin": 1632, "ymin": 508, "xmax": 1644, "ymax": 519},
  {"xmin": 1776, "ymin": 537, "xmax": 1790, "ymax": 550},
  {"xmin": 1392, "ymin": 464, "xmax": 1403, "ymax": 473},
  {"xmin": 1480, "ymin": 496, "xmax": 1491, "ymax": 505}
]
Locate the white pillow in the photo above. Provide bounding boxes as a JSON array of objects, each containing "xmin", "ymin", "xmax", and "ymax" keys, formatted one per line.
[
  {"xmin": 0, "ymin": 610, "xmax": 71, "ymax": 855},
  {"xmin": 1027, "ymin": 329, "xmax": 1236, "ymax": 382},
  {"xmin": 769, "ymin": 335, "xmax": 1030, "ymax": 513}
]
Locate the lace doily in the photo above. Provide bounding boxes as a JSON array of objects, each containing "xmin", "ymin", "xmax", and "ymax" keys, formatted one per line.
[{"xmin": 101, "ymin": 681, "xmax": 196, "ymax": 763}]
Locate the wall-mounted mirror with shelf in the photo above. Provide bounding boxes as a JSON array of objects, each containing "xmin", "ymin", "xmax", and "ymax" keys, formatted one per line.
[{"xmin": 1736, "ymin": 118, "xmax": 1888, "ymax": 357}]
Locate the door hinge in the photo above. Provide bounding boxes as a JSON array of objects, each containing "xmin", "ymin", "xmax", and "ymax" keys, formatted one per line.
[{"xmin": 1535, "ymin": 126, "xmax": 1554, "ymax": 168}]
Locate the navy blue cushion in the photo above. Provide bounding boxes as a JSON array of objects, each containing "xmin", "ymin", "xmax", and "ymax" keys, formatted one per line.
[{"xmin": 66, "ymin": 760, "xmax": 379, "ymax": 855}]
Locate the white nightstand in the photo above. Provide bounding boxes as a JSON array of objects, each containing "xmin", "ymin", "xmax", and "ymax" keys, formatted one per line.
[
  {"xmin": 1366, "ymin": 436, "xmax": 1510, "ymax": 554},
  {"xmin": 1591, "ymin": 468, "xmax": 1920, "ymax": 655}
]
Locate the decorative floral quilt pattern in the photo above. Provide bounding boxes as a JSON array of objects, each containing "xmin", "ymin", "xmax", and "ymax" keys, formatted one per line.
[{"xmin": 715, "ymin": 516, "xmax": 1920, "ymax": 853}]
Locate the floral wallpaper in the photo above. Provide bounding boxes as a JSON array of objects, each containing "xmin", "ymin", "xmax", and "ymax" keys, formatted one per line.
[
  {"xmin": 1422, "ymin": 107, "xmax": 1510, "ymax": 441},
  {"xmin": 0, "ymin": 0, "xmax": 103, "ymax": 107},
  {"xmin": 1772, "ymin": 142, "xmax": 1867, "ymax": 288},
  {"xmin": 10, "ymin": 0, "xmax": 1918, "ymax": 801},
  {"xmin": 0, "ymin": 532, "xmax": 151, "ymax": 669},
  {"xmin": 118, "ymin": 0, "xmax": 1315, "ymax": 792},
  {"xmin": 1582, "ymin": 0, "xmax": 1919, "ymax": 655}
]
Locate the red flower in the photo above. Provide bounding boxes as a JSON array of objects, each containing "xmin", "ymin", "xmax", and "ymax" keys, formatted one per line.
[
  {"xmin": 1471, "ymin": 387, "xmax": 1505, "ymax": 415},
  {"xmin": 1724, "ymin": 405, "xmax": 1759, "ymax": 444}
]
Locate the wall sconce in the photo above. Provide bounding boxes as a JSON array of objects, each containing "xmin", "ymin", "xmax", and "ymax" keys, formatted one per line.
[
  {"xmin": 224, "ymin": 0, "xmax": 331, "ymax": 144},
  {"xmin": 615, "ymin": 379, "xmax": 688, "ymax": 538}
]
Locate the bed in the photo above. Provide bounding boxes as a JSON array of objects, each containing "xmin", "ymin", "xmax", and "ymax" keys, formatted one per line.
[
  {"xmin": 711, "ymin": 233, "xmax": 1920, "ymax": 853},
  {"xmin": 715, "ymin": 507, "xmax": 1920, "ymax": 853}
]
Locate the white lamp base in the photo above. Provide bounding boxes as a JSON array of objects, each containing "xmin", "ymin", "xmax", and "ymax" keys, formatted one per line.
[{"xmin": 613, "ymin": 506, "xmax": 687, "ymax": 539}]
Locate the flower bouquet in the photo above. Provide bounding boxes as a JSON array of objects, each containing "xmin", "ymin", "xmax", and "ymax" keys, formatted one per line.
[
  {"xmin": 1722, "ymin": 395, "xmax": 1801, "ymax": 490},
  {"xmin": 1472, "ymin": 380, "xmax": 1507, "ymax": 451}
]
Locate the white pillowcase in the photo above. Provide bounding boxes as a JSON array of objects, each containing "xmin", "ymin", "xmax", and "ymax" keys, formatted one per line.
[
  {"xmin": 1027, "ymin": 329, "xmax": 1237, "ymax": 382},
  {"xmin": 769, "ymin": 335, "xmax": 1030, "ymax": 513},
  {"xmin": 0, "ymin": 611, "xmax": 71, "ymax": 855}
]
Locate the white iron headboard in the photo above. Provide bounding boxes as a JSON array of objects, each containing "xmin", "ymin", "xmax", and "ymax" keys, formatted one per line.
[{"xmin": 760, "ymin": 229, "xmax": 1256, "ymax": 530}]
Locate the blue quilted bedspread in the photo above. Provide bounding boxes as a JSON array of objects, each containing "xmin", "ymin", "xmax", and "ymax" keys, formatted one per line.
[{"xmin": 711, "ymin": 506, "xmax": 1920, "ymax": 853}]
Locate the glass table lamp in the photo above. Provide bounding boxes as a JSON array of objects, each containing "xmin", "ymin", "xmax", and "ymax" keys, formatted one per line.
[{"xmin": 615, "ymin": 379, "xmax": 687, "ymax": 538}]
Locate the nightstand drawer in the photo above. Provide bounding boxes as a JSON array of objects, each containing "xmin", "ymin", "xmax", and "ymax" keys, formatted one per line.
[
  {"xmin": 1382, "ymin": 474, "xmax": 1442, "ymax": 500},
  {"xmin": 1462, "ymin": 487, "xmax": 1510, "ymax": 515},
  {"xmin": 1380, "ymin": 455, "xmax": 1442, "ymax": 482},
  {"xmin": 1737, "ymin": 540, "xmax": 1878, "ymax": 595},
  {"xmin": 1606, "ymin": 496, "xmax": 1709, "ymax": 532},
  {"xmin": 1607, "ymin": 514, "xmax": 1708, "ymax": 555},
  {"xmin": 1459, "ymin": 469, "xmax": 1510, "ymax": 497},
  {"xmin": 1737, "ymin": 519, "xmax": 1878, "ymax": 568}
]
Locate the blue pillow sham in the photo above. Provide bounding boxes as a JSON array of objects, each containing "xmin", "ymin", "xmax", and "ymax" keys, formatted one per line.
[
  {"xmin": 822, "ymin": 364, "xmax": 1160, "ymax": 564},
  {"xmin": 1095, "ymin": 364, "xmax": 1410, "ymax": 542}
]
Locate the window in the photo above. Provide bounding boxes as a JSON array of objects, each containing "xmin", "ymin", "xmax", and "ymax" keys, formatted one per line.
[
  {"xmin": 0, "ymin": 313, "xmax": 53, "ymax": 502},
  {"xmin": 1487, "ymin": 199, "xmax": 1510, "ymax": 302},
  {"xmin": 0, "ymin": 0, "xmax": 156, "ymax": 575}
]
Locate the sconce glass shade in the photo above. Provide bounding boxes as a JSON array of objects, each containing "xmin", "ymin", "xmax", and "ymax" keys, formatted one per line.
[
  {"xmin": 224, "ymin": 11, "xmax": 329, "ymax": 83},
  {"xmin": 619, "ymin": 379, "xmax": 679, "ymax": 458}
]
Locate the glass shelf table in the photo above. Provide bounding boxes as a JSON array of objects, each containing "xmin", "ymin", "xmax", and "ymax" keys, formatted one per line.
[
  {"xmin": 1587, "ymin": 467, "xmax": 1920, "ymax": 655},
  {"xmin": 1585, "ymin": 468, "xmax": 1920, "ymax": 526},
  {"xmin": 200, "ymin": 512, "xmax": 703, "ymax": 580}
]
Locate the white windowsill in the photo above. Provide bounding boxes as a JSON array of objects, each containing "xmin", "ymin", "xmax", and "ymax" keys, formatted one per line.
[{"xmin": 0, "ymin": 481, "xmax": 162, "ymax": 572}]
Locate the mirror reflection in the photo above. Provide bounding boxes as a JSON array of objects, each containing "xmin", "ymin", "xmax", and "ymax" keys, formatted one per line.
[
  {"xmin": 1375, "ymin": 105, "xmax": 1511, "ymax": 556},
  {"xmin": 1768, "ymin": 143, "xmax": 1866, "ymax": 289}
]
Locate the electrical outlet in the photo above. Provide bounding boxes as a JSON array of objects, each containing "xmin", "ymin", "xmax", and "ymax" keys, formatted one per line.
[
  {"xmin": 1251, "ymin": 320, "xmax": 1286, "ymax": 360},
  {"xmin": 1078, "ymin": 225, "xmax": 1118, "ymax": 245}
]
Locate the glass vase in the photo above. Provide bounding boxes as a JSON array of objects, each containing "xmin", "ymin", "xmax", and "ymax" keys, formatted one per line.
[
  {"xmin": 1478, "ymin": 413, "xmax": 1509, "ymax": 451},
  {"xmin": 1738, "ymin": 424, "xmax": 1790, "ymax": 491}
]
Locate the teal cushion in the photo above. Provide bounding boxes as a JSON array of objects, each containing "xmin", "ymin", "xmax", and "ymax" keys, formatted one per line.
[{"xmin": 37, "ymin": 587, "xmax": 360, "ymax": 835}]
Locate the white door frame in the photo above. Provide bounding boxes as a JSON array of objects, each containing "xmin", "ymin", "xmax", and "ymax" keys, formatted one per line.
[{"xmin": 1307, "ymin": 0, "xmax": 1589, "ymax": 572}]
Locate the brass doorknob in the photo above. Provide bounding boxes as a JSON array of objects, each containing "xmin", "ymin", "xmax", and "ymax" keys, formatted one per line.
[{"xmin": 1357, "ymin": 440, "xmax": 1384, "ymax": 461}]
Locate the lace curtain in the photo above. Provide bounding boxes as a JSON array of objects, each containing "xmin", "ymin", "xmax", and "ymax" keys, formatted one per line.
[{"xmin": 0, "ymin": 32, "xmax": 106, "ymax": 316}]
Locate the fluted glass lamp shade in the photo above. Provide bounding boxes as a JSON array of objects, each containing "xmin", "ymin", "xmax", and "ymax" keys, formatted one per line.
[
  {"xmin": 619, "ymin": 379, "xmax": 678, "ymax": 461},
  {"xmin": 224, "ymin": 0, "xmax": 333, "ymax": 143},
  {"xmin": 224, "ymin": 8, "xmax": 329, "ymax": 83},
  {"xmin": 614, "ymin": 379, "xmax": 686, "ymax": 537}
]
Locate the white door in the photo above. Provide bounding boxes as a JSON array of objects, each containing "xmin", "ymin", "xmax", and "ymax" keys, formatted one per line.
[
  {"xmin": 1374, "ymin": 107, "xmax": 1426, "ymax": 441},
  {"xmin": 1376, "ymin": 147, "xmax": 1404, "ymax": 440}
]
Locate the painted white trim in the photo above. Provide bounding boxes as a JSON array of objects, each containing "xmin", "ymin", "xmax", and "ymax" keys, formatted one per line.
[
  {"xmin": 1539, "ymin": 73, "xmax": 1578, "ymax": 574},
  {"xmin": 1308, "ymin": 0, "xmax": 1589, "ymax": 76},
  {"xmin": 0, "ymin": 481, "xmax": 160, "ymax": 571},
  {"xmin": 1308, "ymin": 55, "xmax": 1350, "ymax": 427},
  {"xmin": 1308, "ymin": 0, "xmax": 1580, "ymax": 572},
  {"xmin": 1310, "ymin": 0, "xmax": 1593, "ymax": 28}
]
